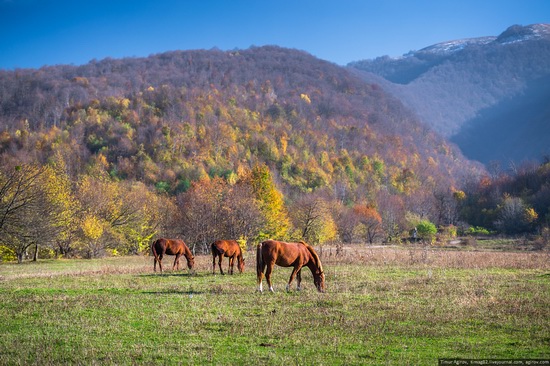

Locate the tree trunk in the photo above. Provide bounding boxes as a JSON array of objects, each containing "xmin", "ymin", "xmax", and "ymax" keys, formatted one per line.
[{"xmin": 32, "ymin": 243, "xmax": 38, "ymax": 261}]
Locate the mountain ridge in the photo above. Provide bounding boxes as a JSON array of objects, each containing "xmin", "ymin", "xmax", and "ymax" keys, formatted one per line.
[{"xmin": 349, "ymin": 23, "xmax": 550, "ymax": 165}]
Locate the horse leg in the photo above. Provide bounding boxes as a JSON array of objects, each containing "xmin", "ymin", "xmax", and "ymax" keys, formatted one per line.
[
  {"xmin": 296, "ymin": 269, "xmax": 302, "ymax": 291},
  {"xmin": 212, "ymin": 254, "xmax": 216, "ymax": 274},
  {"xmin": 257, "ymin": 270, "xmax": 264, "ymax": 292},
  {"xmin": 158, "ymin": 255, "xmax": 163, "ymax": 273},
  {"xmin": 218, "ymin": 254, "xmax": 225, "ymax": 275},
  {"xmin": 286, "ymin": 266, "xmax": 300, "ymax": 292},
  {"xmin": 229, "ymin": 256, "xmax": 234, "ymax": 275},
  {"xmin": 173, "ymin": 254, "xmax": 181, "ymax": 271},
  {"xmin": 266, "ymin": 262, "xmax": 275, "ymax": 292},
  {"xmin": 257, "ymin": 261, "xmax": 266, "ymax": 293}
]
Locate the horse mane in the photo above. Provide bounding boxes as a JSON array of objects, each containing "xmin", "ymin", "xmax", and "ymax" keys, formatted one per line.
[{"xmin": 299, "ymin": 241, "xmax": 323, "ymax": 274}]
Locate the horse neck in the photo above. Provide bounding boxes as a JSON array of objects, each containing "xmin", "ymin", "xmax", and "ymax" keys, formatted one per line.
[
  {"xmin": 183, "ymin": 247, "xmax": 193, "ymax": 261},
  {"xmin": 306, "ymin": 260, "xmax": 321, "ymax": 276},
  {"xmin": 235, "ymin": 245, "xmax": 243, "ymax": 260},
  {"xmin": 304, "ymin": 244, "xmax": 323, "ymax": 274}
]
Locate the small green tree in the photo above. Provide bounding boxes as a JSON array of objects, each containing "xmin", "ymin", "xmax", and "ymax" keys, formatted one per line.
[{"xmin": 416, "ymin": 220, "xmax": 437, "ymax": 244}]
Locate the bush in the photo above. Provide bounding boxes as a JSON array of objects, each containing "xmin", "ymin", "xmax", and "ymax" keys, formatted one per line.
[
  {"xmin": 439, "ymin": 225, "xmax": 458, "ymax": 241},
  {"xmin": 0, "ymin": 245, "xmax": 16, "ymax": 262},
  {"xmin": 466, "ymin": 226, "xmax": 491, "ymax": 236},
  {"xmin": 416, "ymin": 220, "xmax": 437, "ymax": 243}
]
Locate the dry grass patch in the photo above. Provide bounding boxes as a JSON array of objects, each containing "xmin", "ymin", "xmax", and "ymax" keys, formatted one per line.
[{"xmin": 323, "ymin": 244, "xmax": 550, "ymax": 269}]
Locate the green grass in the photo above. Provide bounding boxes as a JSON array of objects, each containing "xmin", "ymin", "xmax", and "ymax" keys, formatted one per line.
[{"xmin": 0, "ymin": 248, "xmax": 549, "ymax": 365}]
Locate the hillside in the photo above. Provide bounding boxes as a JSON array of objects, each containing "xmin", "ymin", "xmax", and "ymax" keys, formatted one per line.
[
  {"xmin": 1, "ymin": 46, "xmax": 491, "ymax": 259},
  {"xmin": 0, "ymin": 46, "xmax": 478, "ymax": 196},
  {"xmin": 349, "ymin": 24, "xmax": 550, "ymax": 165}
]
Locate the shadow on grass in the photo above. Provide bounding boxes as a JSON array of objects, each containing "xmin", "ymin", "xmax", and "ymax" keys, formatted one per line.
[
  {"xmin": 143, "ymin": 289, "xmax": 206, "ymax": 295},
  {"xmin": 139, "ymin": 272, "xmax": 202, "ymax": 278}
]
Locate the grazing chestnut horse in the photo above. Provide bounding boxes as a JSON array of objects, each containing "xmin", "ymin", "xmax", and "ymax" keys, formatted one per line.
[
  {"xmin": 211, "ymin": 240, "xmax": 245, "ymax": 275},
  {"xmin": 151, "ymin": 238, "xmax": 195, "ymax": 273},
  {"xmin": 257, "ymin": 239, "xmax": 325, "ymax": 293}
]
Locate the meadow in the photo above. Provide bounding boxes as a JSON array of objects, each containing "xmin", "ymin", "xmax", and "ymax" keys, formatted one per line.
[{"xmin": 0, "ymin": 245, "xmax": 548, "ymax": 365}]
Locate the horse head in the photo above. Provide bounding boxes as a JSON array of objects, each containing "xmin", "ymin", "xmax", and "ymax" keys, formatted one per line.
[
  {"xmin": 187, "ymin": 255, "xmax": 195, "ymax": 271},
  {"xmin": 238, "ymin": 257, "xmax": 245, "ymax": 273},
  {"xmin": 313, "ymin": 270, "xmax": 326, "ymax": 293},
  {"xmin": 303, "ymin": 242, "xmax": 325, "ymax": 293}
]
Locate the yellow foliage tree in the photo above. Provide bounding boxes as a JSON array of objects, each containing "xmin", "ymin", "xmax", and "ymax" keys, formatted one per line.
[
  {"xmin": 82, "ymin": 215, "xmax": 104, "ymax": 240},
  {"xmin": 40, "ymin": 155, "xmax": 79, "ymax": 256},
  {"xmin": 248, "ymin": 164, "xmax": 290, "ymax": 241}
]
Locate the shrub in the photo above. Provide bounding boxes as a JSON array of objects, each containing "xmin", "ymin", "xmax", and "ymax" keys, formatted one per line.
[
  {"xmin": 416, "ymin": 220, "xmax": 437, "ymax": 243},
  {"xmin": 0, "ymin": 245, "xmax": 16, "ymax": 262},
  {"xmin": 466, "ymin": 226, "xmax": 491, "ymax": 236}
]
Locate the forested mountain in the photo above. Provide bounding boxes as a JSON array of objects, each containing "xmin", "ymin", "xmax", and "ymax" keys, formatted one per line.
[
  {"xmin": 349, "ymin": 24, "xmax": 550, "ymax": 165},
  {"xmin": 1, "ymin": 46, "xmax": 486, "ymax": 259},
  {"xmin": 0, "ymin": 45, "xmax": 479, "ymax": 195}
]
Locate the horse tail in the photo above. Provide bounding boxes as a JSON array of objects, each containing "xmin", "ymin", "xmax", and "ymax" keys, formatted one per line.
[
  {"xmin": 151, "ymin": 239, "xmax": 161, "ymax": 271},
  {"xmin": 151, "ymin": 239, "xmax": 159, "ymax": 258},
  {"xmin": 256, "ymin": 241, "xmax": 264, "ymax": 276},
  {"xmin": 211, "ymin": 241, "xmax": 224, "ymax": 256}
]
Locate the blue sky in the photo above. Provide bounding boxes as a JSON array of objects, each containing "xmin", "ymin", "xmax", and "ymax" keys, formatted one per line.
[{"xmin": 1, "ymin": 0, "xmax": 549, "ymax": 70}]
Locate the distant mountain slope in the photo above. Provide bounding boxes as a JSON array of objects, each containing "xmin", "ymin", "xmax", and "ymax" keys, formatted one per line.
[
  {"xmin": 349, "ymin": 24, "xmax": 550, "ymax": 165},
  {"xmin": 451, "ymin": 75, "xmax": 550, "ymax": 164},
  {"xmin": 0, "ymin": 46, "xmax": 480, "ymax": 202}
]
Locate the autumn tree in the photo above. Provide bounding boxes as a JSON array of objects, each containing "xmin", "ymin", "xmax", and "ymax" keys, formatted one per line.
[
  {"xmin": 434, "ymin": 187, "xmax": 460, "ymax": 226},
  {"xmin": 177, "ymin": 177, "xmax": 263, "ymax": 253},
  {"xmin": 333, "ymin": 203, "xmax": 360, "ymax": 243},
  {"xmin": 221, "ymin": 181, "xmax": 264, "ymax": 241},
  {"xmin": 117, "ymin": 181, "xmax": 179, "ymax": 255},
  {"xmin": 376, "ymin": 190, "xmax": 405, "ymax": 243},
  {"xmin": 289, "ymin": 194, "xmax": 338, "ymax": 245},
  {"xmin": 39, "ymin": 156, "xmax": 80, "ymax": 258},
  {"xmin": 20, "ymin": 164, "xmax": 70, "ymax": 261},
  {"xmin": 353, "ymin": 204, "xmax": 383, "ymax": 244},
  {"xmin": 178, "ymin": 178, "xmax": 228, "ymax": 253},
  {"xmin": 495, "ymin": 195, "xmax": 538, "ymax": 234},
  {"xmin": 0, "ymin": 164, "xmax": 44, "ymax": 263},
  {"xmin": 247, "ymin": 164, "xmax": 290, "ymax": 241}
]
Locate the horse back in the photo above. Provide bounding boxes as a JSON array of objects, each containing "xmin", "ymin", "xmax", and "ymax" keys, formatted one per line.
[
  {"xmin": 212, "ymin": 240, "xmax": 240, "ymax": 257},
  {"xmin": 260, "ymin": 240, "xmax": 308, "ymax": 267},
  {"xmin": 154, "ymin": 238, "xmax": 188, "ymax": 256}
]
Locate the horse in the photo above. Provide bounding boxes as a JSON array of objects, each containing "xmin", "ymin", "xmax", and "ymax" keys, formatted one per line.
[
  {"xmin": 256, "ymin": 239, "xmax": 325, "ymax": 293},
  {"xmin": 211, "ymin": 240, "xmax": 245, "ymax": 275},
  {"xmin": 151, "ymin": 238, "xmax": 195, "ymax": 273}
]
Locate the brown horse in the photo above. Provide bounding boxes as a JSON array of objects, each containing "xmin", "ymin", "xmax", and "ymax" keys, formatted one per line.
[
  {"xmin": 211, "ymin": 240, "xmax": 245, "ymax": 275},
  {"xmin": 256, "ymin": 239, "xmax": 325, "ymax": 293},
  {"xmin": 151, "ymin": 238, "xmax": 195, "ymax": 273}
]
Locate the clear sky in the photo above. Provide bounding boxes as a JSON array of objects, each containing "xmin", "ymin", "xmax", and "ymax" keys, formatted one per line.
[{"xmin": 1, "ymin": 0, "xmax": 549, "ymax": 70}]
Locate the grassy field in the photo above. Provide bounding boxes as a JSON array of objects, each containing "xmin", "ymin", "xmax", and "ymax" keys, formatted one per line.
[{"xmin": 0, "ymin": 246, "xmax": 549, "ymax": 365}]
